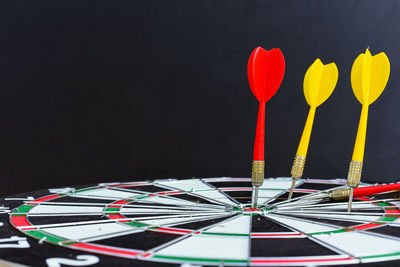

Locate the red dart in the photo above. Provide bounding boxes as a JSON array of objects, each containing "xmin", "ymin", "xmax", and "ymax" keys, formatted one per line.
[
  {"xmin": 315, "ymin": 183, "xmax": 400, "ymax": 201},
  {"xmin": 247, "ymin": 47, "xmax": 285, "ymax": 207}
]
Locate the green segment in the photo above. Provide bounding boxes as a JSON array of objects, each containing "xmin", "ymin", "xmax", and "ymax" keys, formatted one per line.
[
  {"xmin": 374, "ymin": 202, "xmax": 392, "ymax": 207},
  {"xmin": 361, "ymin": 251, "xmax": 400, "ymax": 259},
  {"xmin": 104, "ymin": 207, "xmax": 120, "ymax": 212},
  {"xmin": 124, "ymin": 221, "xmax": 149, "ymax": 227},
  {"xmin": 380, "ymin": 216, "xmax": 399, "ymax": 222},
  {"xmin": 135, "ymin": 195, "xmax": 150, "ymax": 199},
  {"xmin": 13, "ymin": 205, "xmax": 35, "ymax": 213},
  {"xmin": 25, "ymin": 230, "xmax": 67, "ymax": 243},
  {"xmin": 153, "ymin": 255, "xmax": 247, "ymax": 263},
  {"xmin": 309, "ymin": 229, "xmax": 350, "ymax": 236}
]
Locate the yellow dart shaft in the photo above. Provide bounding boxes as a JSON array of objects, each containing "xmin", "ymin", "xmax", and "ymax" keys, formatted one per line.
[
  {"xmin": 352, "ymin": 105, "xmax": 369, "ymax": 161},
  {"xmin": 296, "ymin": 106, "xmax": 316, "ymax": 157}
]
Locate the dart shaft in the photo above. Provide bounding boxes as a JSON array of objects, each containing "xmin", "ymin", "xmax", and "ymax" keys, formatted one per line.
[
  {"xmin": 252, "ymin": 186, "xmax": 259, "ymax": 208},
  {"xmin": 352, "ymin": 105, "xmax": 369, "ymax": 162},
  {"xmin": 251, "ymin": 102, "xmax": 265, "ymax": 192},
  {"xmin": 348, "ymin": 187, "xmax": 354, "ymax": 212},
  {"xmin": 296, "ymin": 106, "xmax": 316, "ymax": 157},
  {"xmin": 253, "ymin": 102, "xmax": 266, "ymax": 161}
]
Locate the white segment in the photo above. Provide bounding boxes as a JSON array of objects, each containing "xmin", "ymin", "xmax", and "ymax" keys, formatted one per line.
[
  {"xmin": 44, "ymin": 222, "xmax": 133, "ymax": 241},
  {"xmin": 74, "ymin": 188, "xmax": 139, "ymax": 200},
  {"xmin": 29, "ymin": 205, "xmax": 103, "ymax": 214},
  {"xmin": 266, "ymin": 214, "xmax": 339, "ymax": 233},
  {"xmin": 138, "ymin": 214, "xmax": 225, "ymax": 226},
  {"xmin": 259, "ymin": 178, "xmax": 299, "ymax": 190},
  {"xmin": 315, "ymin": 232, "xmax": 400, "ymax": 258},
  {"xmin": 140, "ymin": 196, "xmax": 201, "ymax": 207},
  {"xmin": 193, "ymin": 191, "xmax": 237, "ymax": 206},
  {"xmin": 155, "ymin": 235, "xmax": 249, "ymax": 260},
  {"xmin": 204, "ymin": 215, "xmax": 250, "ymax": 234},
  {"xmin": 155, "ymin": 179, "xmax": 237, "ymax": 206}
]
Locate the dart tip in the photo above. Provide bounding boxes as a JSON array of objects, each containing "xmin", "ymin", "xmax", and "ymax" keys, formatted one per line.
[
  {"xmin": 347, "ymin": 187, "xmax": 354, "ymax": 213},
  {"xmin": 252, "ymin": 186, "xmax": 259, "ymax": 208},
  {"xmin": 287, "ymin": 179, "xmax": 296, "ymax": 200}
]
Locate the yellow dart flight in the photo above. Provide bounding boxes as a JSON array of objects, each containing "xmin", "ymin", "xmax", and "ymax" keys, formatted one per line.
[
  {"xmin": 288, "ymin": 59, "xmax": 338, "ymax": 200},
  {"xmin": 347, "ymin": 48, "xmax": 390, "ymax": 212}
]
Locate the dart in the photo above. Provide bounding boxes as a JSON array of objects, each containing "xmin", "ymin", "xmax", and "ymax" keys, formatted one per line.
[
  {"xmin": 329, "ymin": 182, "xmax": 400, "ymax": 200},
  {"xmin": 247, "ymin": 47, "xmax": 285, "ymax": 208},
  {"xmin": 288, "ymin": 59, "xmax": 338, "ymax": 200},
  {"xmin": 346, "ymin": 48, "xmax": 390, "ymax": 212}
]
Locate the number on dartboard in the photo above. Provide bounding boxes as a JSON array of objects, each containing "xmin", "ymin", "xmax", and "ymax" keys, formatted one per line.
[
  {"xmin": 46, "ymin": 255, "xmax": 99, "ymax": 267},
  {"xmin": 0, "ymin": 236, "xmax": 29, "ymax": 248}
]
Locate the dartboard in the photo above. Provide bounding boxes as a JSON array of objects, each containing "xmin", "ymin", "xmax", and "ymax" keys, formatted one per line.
[{"xmin": 0, "ymin": 177, "xmax": 400, "ymax": 267}]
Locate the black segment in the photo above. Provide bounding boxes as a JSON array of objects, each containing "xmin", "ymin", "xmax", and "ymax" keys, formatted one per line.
[
  {"xmin": 168, "ymin": 193, "xmax": 219, "ymax": 205},
  {"xmin": 252, "ymin": 215, "xmax": 295, "ymax": 232},
  {"xmin": 48, "ymin": 196, "xmax": 115, "ymax": 203},
  {"xmin": 94, "ymin": 229, "xmax": 179, "ymax": 251},
  {"xmin": 113, "ymin": 185, "xmax": 168, "ymax": 193},
  {"xmin": 223, "ymin": 190, "xmax": 252, "ymax": 204},
  {"xmin": 268, "ymin": 192, "xmax": 307, "ymax": 204},
  {"xmin": 28, "ymin": 215, "xmax": 106, "ymax": 225},
  {"xmin": 173, "ymin": 215, "xmax": 234, "ymax": 230},
  {"xmin": 285, "ymin": 215, "xmax": 356, "ymax": 228},
  {"xmin": 251, "ymin": 237, "xmax": 338, "ymax": 257},
  {"xmin": 296, "ymin": 182, "xmax": 343, "ymax": 190},
  {"xmin": 369, "ymin": 225, "xmax": 400, "ymax": 238}
]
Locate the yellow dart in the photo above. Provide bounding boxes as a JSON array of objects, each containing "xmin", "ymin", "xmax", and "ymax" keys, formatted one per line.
[
  {"xmin": 347, "ymin": 48, "xmax": 390, "ymax": 212},
  {"xmin": 288, "ymin": 59, "xmax": 338, "ymax": 200}
]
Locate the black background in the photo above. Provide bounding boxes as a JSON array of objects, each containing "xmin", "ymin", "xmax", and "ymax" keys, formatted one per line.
[{"xmin": 0, "ymin": 0, "xmax": 399, "ymax": 197}]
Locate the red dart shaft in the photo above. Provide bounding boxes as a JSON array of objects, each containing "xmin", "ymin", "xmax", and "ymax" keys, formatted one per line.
[
  {"xmin": 253, "ymin": 102, "xmax": 266, "ymax": 161},
  {"xmin": 354, "ymin": 183, "xmax": 400, "ymax": 197}
]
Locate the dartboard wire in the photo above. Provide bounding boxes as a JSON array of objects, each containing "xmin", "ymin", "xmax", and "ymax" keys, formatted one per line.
[
  {"xmin": 261, "ymin": 179, "xmax": 306, "ymax": 205},
  {"xmin": 138, "ymin": 213, "xmax": 245, "ymax": 259},
  {"xmin": 274, "ymin": 200, "xmax": 399, "ymax": 210},
  {"xmin": 274, "ymin": 185, "xmax": 349, "ymax": 208},
  {"xmin": 247, "ymin": 213, "xmax": 253, "ymax": 265},
  {"xmin": 260, "ymin": 213, "xmax": 359, "ymax": 259},
  {"xmin": 152, "ymin": 181, "xmax": 238, "ymax": 208},
  {"xmin": 272, "ymin": 197, "xmax": 392, "ymax": 226},
  {"xmin": 270, "ymin": 197, "xmax": 400, "ymax": 239},
  {"xmin": 200, "ymin": 180, "xmax": 242, "ymax": 206}
]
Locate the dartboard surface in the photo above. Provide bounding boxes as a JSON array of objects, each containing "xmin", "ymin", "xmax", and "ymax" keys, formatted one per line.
[{"xmin": 0, "ymin": 177, "xmax": 400, "ymax": 266}]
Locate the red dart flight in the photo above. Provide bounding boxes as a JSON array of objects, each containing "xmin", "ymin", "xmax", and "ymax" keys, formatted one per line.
[{"xmin": 247, "ymin": 47, "xmax": 285, "ymax": 207}]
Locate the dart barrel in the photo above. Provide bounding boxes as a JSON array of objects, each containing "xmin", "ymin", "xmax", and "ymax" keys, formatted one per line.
[
  {"xmin": 251, "ymin": 160, "xmax": 265, "ymax": 187},
  {"xmin": 291, "ymin": 155, "xmax": 306, "ymax": 179},
  {"xmin": 347, "ymin": 160, "xmax": 363, "ymax": 188}
]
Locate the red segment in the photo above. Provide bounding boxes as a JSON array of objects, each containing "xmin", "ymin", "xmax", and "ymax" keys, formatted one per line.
[
  {"xmin": 10, "ymin": 216, "xmax": 32, "ymax": 227},
  {"xmin": 152, "ymin": 228, "xmax": 191, "ymax": 235},
  {"xmin": 113, "ymin": 200, "xmax": 131, "ymax": 205},
  {"xmin": 71, "ymin": 243, "xmax": 141, "ymax": 257},
  {"xmin": 244, "ymin": 208, "xmax": 260, "ymax": 212},
  {"xmin": 351, "ymin": 223, "xmax": 382, "ymax": 230},
  {"xmin": 220, "ymin": 187, "xmax": 252, "ymax": 191},
  {"xmin": 107, "ymin": 214, "xmax": 125, "ymax": 220},
  {"xmin": 293, "ymin": 189, "xmax": 319, "ymax": 193},
  {"xmin": 35, "ymin": 195, "xmax": 61, "ymax": 202}
]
